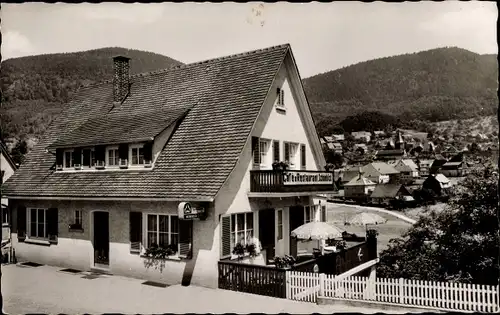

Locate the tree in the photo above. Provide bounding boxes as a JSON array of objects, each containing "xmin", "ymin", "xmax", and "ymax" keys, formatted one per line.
[
  {"xmin": 324, "ymin": 150, "xmax": 344, "ymax": 169},
  {"xmin": 10, "ymin": 139, "xmax": 28, "ymax": 166},
  {"xmin": 377, "ymin": 166, "xmax": 499, "ymax": 285}
]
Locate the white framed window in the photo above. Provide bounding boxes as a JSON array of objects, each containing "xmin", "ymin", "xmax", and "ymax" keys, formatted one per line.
[
  {"xmin": 259, "ymin": 139, "xmax": 271, "ymax": 167},
  {"xmin": 285, "ymin": 142, "xmax": 299, "ymax": 169},
  {"xmin": 63, "ymin": 150, "xmax": 73, "ymax": 168},
  {"xmin": 28, "ymin": 208, "xmax": 48, "ymax": 239},
  {"xmin": 130, "ymin": 144, "xmax": 145, "ymax": 166},
  {"xmin": 106, "ymin": 146, "xmax": 119, "ymax": 167},
  {"xmin": 145, "ymin": 214, "xmax": 179, "ymax": 250},
  {"xmin": 304, "ymin": 206, "xmax": 315, "ymax": 224},
  {"xmin": 276, "ymin": 87, "xmax": 285, "ymax": 109},
  {"xmin": 277, "ymin": 209, "xmax": 283, "ymax": 241},
  {"xmin": 230, "ymin": 212, "xmax": 254, "ymax": 249}
]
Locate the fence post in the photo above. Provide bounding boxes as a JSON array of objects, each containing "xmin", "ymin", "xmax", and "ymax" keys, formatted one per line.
[
  {"xmin": 319, "ymin": 273, "xmax": 325, "ymax": 297},
  {"xmin": 399, "ymin": 278, "xmax": 404, "ymax": 304},
  {"xmin": 285, "ymin": 271, "xmax": 290, "ymax": 299}
]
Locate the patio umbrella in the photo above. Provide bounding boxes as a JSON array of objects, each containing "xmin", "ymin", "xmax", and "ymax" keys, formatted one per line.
[
  {"xmin": 291, "ymin": 221, "xmax": 344, "ymax": 240},
  {"xmin": 291, "ymin": 221, "xmax": 344, "ymax": 255},
  {"xmin": 347, "ymin": 212, "xmax": 387, "ymax": 231}
]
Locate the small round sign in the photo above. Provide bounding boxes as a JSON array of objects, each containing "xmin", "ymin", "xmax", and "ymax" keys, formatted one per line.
[{"xmin": 313, "ymin": 264, "xmax": 319, "ymax": 273}]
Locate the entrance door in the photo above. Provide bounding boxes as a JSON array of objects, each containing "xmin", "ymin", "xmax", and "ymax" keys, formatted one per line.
[
  {"xmin": 93, "ymin": 211, "xmax": 109, "ymax": 267},
  {"xmin": 289, "ymin": 206, "xmax": 304, "ymax": 257},
  {"xmin": 259, "ymin": 209, "xmax": 275, "ymax": 263}
]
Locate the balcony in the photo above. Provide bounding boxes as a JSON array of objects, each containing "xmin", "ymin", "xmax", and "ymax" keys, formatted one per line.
[{"xmin": 249, "ymin": 170, "xmax": 336, "ymax": 196}]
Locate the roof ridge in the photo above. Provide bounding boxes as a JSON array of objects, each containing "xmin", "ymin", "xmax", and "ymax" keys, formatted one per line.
[
  {"xmin": 130, "ymin": 43, "xmax": 290, "ymax": 79},
  {"xmin": 77, "ymin": 43, "xmax": 290, "ymax": 89}
]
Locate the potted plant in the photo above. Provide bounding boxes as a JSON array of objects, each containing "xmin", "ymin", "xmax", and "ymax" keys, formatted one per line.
[
  {"xmin": 232, "ymin": 243, "xmax": 246, "ymax": 261},
  {"xmin": 273, "ymin": 255, "xmax": 296, "ymax": 269},
  {"xmin": 334, "ymin": 240, "xmax": 347, "ymax": 251}
]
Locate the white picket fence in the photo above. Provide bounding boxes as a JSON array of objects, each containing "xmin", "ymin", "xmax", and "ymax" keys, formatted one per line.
[{"xmin": 287, "ymin": 271, "xmax": 500, "ymax": 312}]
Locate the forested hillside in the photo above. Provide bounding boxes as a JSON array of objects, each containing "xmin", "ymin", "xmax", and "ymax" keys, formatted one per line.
[
  {"xmin": 304, "ymin": 47, "xmax": 498, "ymax": 136},
  {"xmin": 1, "ymin": 47, "xmax": 182, "ymax": 148}
]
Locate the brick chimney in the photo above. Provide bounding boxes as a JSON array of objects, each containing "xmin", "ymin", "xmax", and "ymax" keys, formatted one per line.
[{"xmin": 113, "ymin": 55, "xmax": 131, "ymax": 103}]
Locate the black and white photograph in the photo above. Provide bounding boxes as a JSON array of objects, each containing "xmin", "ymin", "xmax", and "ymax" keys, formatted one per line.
[{"xmin": 0, "ymin": 1, "xmax": 498, "ymax": 314}]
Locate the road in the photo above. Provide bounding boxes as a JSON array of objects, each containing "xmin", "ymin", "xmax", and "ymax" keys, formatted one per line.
[
  {"xmin": 329, "ymin": 202, "xmax": 417, "ymax": 224},
  {"xmin": 1, "ymin": 263, "xmax": 411, "ymax": 314}
]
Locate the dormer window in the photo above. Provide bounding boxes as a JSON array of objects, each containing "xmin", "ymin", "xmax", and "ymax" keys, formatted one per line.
[
  {"xmin": 130, "ymin": 144, "xmax": 145, "ymax": 166},
  {"xmin": 82, "ymin": 148, "xmax": 95, "ymax": 168},
  {"xmin": 107, "ymin": 146, "xmax": 120, "ymax": 167}
]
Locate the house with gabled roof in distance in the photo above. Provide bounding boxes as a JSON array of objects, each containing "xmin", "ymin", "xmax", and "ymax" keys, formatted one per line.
[
  {"xmin": 326, "ymin": 142, "xmax": 343, "ymax": 154},
  {"xmin": 417, "ymin": 159, "xmax": 434, "ymax": 177},
  {"xmin": 441, "ymin": 145, "xmax": 460, "ymax": 159},
  {"xmin": 344, "ymin": 171, "xmax": 376, "ymax": 201},
  {"xmin": 393, "ymin": 159, "xmax": 419, "ymax": 183},
  {"xmin": 1, "ymin": 142, "xmax": 18, "ymax": 251},
  {"xmin": 374, "ymin": 148, "xmax": 406, "ymax": 161},
  {"xmin": 351, "ymin": 131, "xmax": 371, "ymax": 143},
  {"xmin": 323, "ymin": 136, "xmax": 334, "ymax": 143},
  {"xmin": 332, "ymin": 134, "xmax": 345, "ymax": 142},
  {"xmin": 422, "ymin": 173, "xmax": 453, "ymax": 197},
  {"xmin": 429, "ymin": 154, "xmax": 447, "ymax": 174},
  {"xmin": 373, "ymin": 130, "xmax": 385, "ymax": 138},
  {"xmin": 341, "ymin": 165, "xmax": 364, "ymax": 186},
  {"xmin": 370, "ymin": 184, "xmax": 414, "ymax": 206},
  {"xmin": 440, "ymin": 161, "xmax": 467, "ymax": 177},
  {"xmin": 361, "ymin": 162, "xmax": 400, "ymax": 184},
  {"xmin": 1, "ymin": 44, "xmax": 337, "ymax": 288}
]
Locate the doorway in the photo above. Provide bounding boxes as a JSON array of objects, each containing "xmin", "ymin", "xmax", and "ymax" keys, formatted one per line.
[
  {"xmin": 93, "ymin": 211, "xmax": 109, "ymax": 267},
  {"xmin": 259, "ymin": 209, "xmax": 275, "ymax": 263},
  {"xmin": 289, "ymin": 206, "xmax": 305, "ymax": 257}
]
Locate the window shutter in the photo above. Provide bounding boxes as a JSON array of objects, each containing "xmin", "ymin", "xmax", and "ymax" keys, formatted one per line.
[
  {"xmin": 56, "ymin": 149, "xmax": 63, "ymax": 166},
  {"xmin": 47, "ymin": 208, "xmax": 58, "ymax": 244},
  {"xmin": 221, "ymin": 215, "xmax": 231, "ymax": 258},
  {"xmin": 95, "ymin": 145, "xmax": 106, "ymax": 163},
  {"xmin": 252, "ymin": 137, "xmax": 260, "ymax": 165},
  {"xmin": 273, "ymin": 140, "xmax": 280, "ymax": 162},
  {"xmin": 73, "ymin": 148, "xmax": 82, "ymax": 165},
  {"xmin": 17, "ymin": 205, "xmax": 26, "ymax": 241},
  {"xmin": 301, "ymin": 144, "xmax": 306, "ymax": 170},
  {"xmin": 179, "ymin": 220, "xmax": 193, "ymax": 259},
  {"xmin": 276, "ymin": 87, "xmax": 281, "ymax": 103},
  {"xmin": 284, "ymin": 142, "xmax": 290, "ymax": 163},
  {"xmin": 129, "ymin": 211, "xmax": 142, "ymax": 254},
  {"xmin": 280, "ymin": 89, "xmax": 285, "ymax": 105},
  {"xmin": 118, "ymin": 144, "xmax": 129, "ymax": 160},
  {"xmin": 143, "ymin": 142, "xmax": 153, "ymax": 162}
]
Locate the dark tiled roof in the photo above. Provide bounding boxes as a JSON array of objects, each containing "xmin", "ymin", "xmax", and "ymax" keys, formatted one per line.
[
  {"xmin": 48, "ymin": 108, "xmax": 190, "ymax": 148},
  {"xmin": 371, "ymin": 184, "xmax": 408, "ymax": 198},
  {"xmin": 376, "ymin": 149, "xmax": 405, "ymax": 156},
  {"xmin": 3, "ymin": 44, "xmax": 290, "ymax": 199}
]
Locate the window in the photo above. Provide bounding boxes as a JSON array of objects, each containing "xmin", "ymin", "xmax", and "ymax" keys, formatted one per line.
[
  {"xmin": 304, "ymin": 206, "xmax": 315, "ymax": 224},
  {"xmin": 130, "ymin": 145, "xmax": 145, "ymax": 165},
  {"xmin": 107, "ymin": 147, "xmax": 119, "ymax": 166},
  {"xmin": 273, "ymin": 140, "xmax": 280, "ymax": 163},
  {"xmin": 28, "ymin": 208, "xmax": 47, "ymax": 239},
  {"xmin": 277, "ymin": 209, "xmax": 283, "ymax": 240},
  {"xmin": 75, "ymin": 210, "xmax": 82, "ymax": 226},
  {"xmin": 276, "ymin": 87, "xmax": 285, "ymax": 109},
  {"xmin": 230, "ymin": 212, "xmax": 254, "ymax": 250},
  {"xmin": 82, "ymin": 148, "xmax": 95, "ymax": 168},
  {"xmin": 259, "ymin": 139, "xmax": 270, "ymax": 166},
  {"xmin": 285, "ymin": 142, "xmax": 299, "ymax": 168},
  {"xmin": 146, "ymin": 214, "xmax": 178, "ymax": 249},
  {"xmin": 63, "ymin": 150, "xmax": 73, "ymax": 168}
]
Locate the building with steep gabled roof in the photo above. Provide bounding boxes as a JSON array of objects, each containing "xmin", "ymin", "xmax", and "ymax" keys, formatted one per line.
[{"xmin": 1, "ymin": 44, "xmax": 335, "ymax": 287}]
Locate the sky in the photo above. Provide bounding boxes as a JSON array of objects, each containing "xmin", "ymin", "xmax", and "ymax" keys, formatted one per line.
[{"xmin": 1, "ymin": 2, "xmax": 497, "ymax": 78}]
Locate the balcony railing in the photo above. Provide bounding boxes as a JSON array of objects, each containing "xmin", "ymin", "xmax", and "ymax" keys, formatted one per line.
[{"xmin": 250, "ymin": 170, "xmax": 336, "ymax": 193}]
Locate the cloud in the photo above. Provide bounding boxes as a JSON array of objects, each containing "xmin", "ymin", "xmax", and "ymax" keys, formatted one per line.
[
  {"xmin": 81, "ymin": 3, "xmax": 165, "ymax": 25},
  {"xmin": 2, "ymin": 30, "xmax": 36, "ymax": 59}
]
